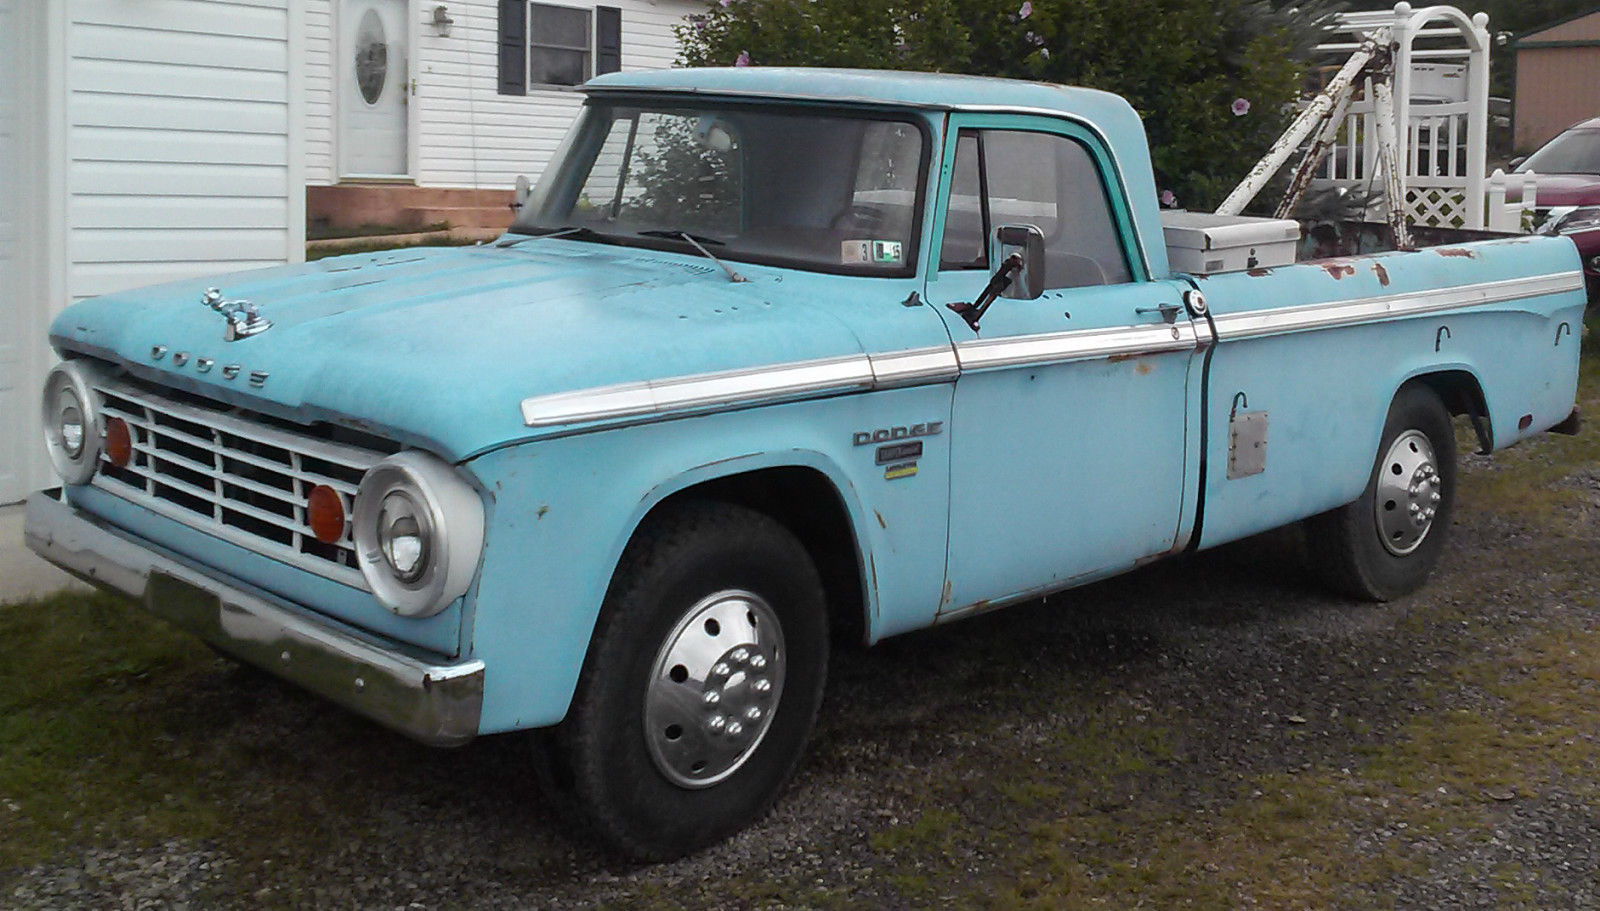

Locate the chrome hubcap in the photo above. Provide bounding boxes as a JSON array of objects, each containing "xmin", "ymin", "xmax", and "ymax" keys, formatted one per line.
[
  {"xmin": 644, "ymin": 589, "xmax": 785, "ymax": 789},
  {"xmin": 1374, "ymin": 429, "xmax": 1441, "ymax": 556}
]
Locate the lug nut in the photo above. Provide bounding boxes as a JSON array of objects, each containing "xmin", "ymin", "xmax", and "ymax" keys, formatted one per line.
[
  {"xmin": 725, "ymin": 721, "xmax": 744, "ymax": 737},
  {"xmin": 712, "ymin": 662, "xmax": 731, "ymax": 677},
  {"xmin": 745, "ymin": 706, "xmax": 762, "ymax": 721},
  {"xmin": 749, "ymin": 654, "xmax": 767, "ymax": 670},
  {"xmin": 707, "ymin": 715, "xmax": 727, "ymax": 733},
  {"xmin": 752, "ymin": 678, "xmax": 772, "ymax": 694},
  {"xmin": 703, "ymin": 691, "xmax": 721, "ymax": 706},
  {"xmin": 730, "ymin": 647, "xmax": 750, "ymax": 663}
]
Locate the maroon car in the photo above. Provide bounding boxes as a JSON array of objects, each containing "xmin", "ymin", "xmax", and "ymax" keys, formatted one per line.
[{"xmin": 1516, "ymin": 116, "xmax": 1600, "ymax": 305}]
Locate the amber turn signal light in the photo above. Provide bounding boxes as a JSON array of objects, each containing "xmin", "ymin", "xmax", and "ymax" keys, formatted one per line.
[
  {"xmin": 307, "ymin": 484, "xmax": 346, "ymax": 544},
  {"xmin": 103, "ymin": 416, "xmax": 132, "ymax": 468}
]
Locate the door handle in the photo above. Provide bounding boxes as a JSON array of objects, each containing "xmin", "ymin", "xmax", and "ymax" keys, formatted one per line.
[{"xmin": 1135, "ymin": 303, "xmax": 1181, "ymax": 324}]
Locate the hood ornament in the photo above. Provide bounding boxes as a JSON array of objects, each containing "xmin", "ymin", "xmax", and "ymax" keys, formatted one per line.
[{"xmin": 202, "ymin": 287, "xmax": 273, "ymax": 341}]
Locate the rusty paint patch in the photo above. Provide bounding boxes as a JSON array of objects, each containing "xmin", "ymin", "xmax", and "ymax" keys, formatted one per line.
[
  {"xmin": 1322, "ymin": 263, "xmax": 1357, "ymax": 280},
  {"xmin": 868, "ymin": 554, "xmax": 879, "ymax": 604},
  {"xmin": 536, "ymin": 505, "xmax": 549, "ymax": 519},
  {"xmin": 1435, "ymin": 247, "xmax": 1477, "ymax": 259},
  {"xmin": 1135, "ymin": 363, "xmax": 1153, "ymax": 376},
  {"xmin": 1247, "ymin": 267, "xmax": 1273, "ymax": 277},
  {"xmin": 940, "ymin": 579, "xmax": 952, "ymax": 608},
  {"xmin": 1373, "ymin": 262, "xmax": 1391, "ymax": 286},
  {"xmin": 1108, "ymin": 352, "xmax": 1136, "ymax": 363},
  {"xmin": 874, "ymin": 510, "xmax": 887, "ymax": 530}
]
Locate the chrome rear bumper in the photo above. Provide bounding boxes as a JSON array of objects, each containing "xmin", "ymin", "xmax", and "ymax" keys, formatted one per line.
[{"xmin": 23, "ymin": 490, "xmax": 483, "ymax": 747}]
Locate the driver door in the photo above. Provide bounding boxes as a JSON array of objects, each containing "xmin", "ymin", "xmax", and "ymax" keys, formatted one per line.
[{"xmin": 927, "ymin": 116, "xmax": 1204, "ymax": 613}]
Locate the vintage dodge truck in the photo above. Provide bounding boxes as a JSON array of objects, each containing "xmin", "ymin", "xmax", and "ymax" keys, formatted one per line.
[{"xmin": 24, "ymin": 69, "xmax": 1588, "ymax": 859}]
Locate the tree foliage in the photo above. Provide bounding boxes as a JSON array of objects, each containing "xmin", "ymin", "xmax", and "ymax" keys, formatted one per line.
[{"xmin": 676, "ymin": 0, "xmax": 1340, "ymax": 211}]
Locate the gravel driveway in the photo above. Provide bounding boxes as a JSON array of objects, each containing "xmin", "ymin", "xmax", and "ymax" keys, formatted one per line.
[{"xmin": 5, "ymin": 452, "xmax": 1600, "ymax": 910}]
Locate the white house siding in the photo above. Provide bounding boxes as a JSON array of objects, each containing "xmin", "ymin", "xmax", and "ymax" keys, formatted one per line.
[
  {"xmin": 66, "ymin": 0, "xmax": 304, "ymax": 301},
  {"xmin": 304, "ymin": 0, "xmax": 697, "ymax": 190},
  {"xmin": 0, "ymin": 0, "xmax": 34, "ymax": 504},
  {"xmin": 306, "ymin": 2, "xmax": 336, "ymax": 183}
]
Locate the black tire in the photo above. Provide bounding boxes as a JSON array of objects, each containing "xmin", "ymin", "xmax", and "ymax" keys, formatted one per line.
[
  {"xmin": 1305, "ymin": 382, "xmax": 1457, "ymax": 601},
  {"xmin": 539, "ymin": 500, "xmax": 829, "ymax": 861}
]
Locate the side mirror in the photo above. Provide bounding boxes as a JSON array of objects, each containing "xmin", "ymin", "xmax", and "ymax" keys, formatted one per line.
[
  {"xmin": 512, "ymin": 174, "xmax": 532, "ymax": 211},
  {"xmin": 993, "ymin": 224, "xmax": 1046, "ymax": 300},
  {"xmin": 1508, "ymin": 156, "xmax": 1527, "ymax": 171},
  {"xmin": 946, "ymin": 224, "xmax": 1048, "ymax": 331}
]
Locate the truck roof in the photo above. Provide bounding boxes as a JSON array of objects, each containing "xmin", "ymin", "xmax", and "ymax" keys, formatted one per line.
[{"xmin": 585, "ymin": 66, "xmax": 1141, "ymax": 131}]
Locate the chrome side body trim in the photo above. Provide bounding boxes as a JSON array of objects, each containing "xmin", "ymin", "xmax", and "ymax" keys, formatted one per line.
[
  {"xmin": 518, "ymin": 271, "xmax": 1577, "ymax": 431},
  {"xmin": 956, "ymin": 321, "xmax": 1197, "ymax": 371},
  {"xmin": 1210, "ymin": 270, "xmax": 1585, "ymax": 339},
  {"xmin": 521, "ymin": 354, "xmax": 877, "ymax": 427},
  {"xmin": 23, "ymin": 491, "xmax": 484, "ymax": 747},
  {"xmin": 868, "ymin": 345, "xmax": 961, "ymax": 387}
]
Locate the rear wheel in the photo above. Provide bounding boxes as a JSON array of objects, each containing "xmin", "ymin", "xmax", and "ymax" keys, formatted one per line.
[
  {"xmin": 538, "ymin": 501, "xmax": 828, "ymax": 860},
  {"xmin": 1305, "ymin": 383, "xmax": 1457, "ymax": 600}
]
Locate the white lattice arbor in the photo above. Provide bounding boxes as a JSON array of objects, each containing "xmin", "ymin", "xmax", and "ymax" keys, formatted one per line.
[{"xmin": 1311, "ymin": 3, "xmax": 1531, "ymax": 231}]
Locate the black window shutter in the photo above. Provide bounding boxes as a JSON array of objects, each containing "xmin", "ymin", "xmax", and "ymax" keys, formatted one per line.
[
  {"xmin": 498, "ymin": 0, "xmax": 527, "ymax": 95},
  {"xmin": 596, "ymin": 6, "xmax": 622, "ymax": 75}
]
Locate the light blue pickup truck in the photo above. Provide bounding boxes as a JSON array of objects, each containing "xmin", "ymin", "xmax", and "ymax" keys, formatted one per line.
[{"xmin": 24, "ymin": 69, "xmax": 1587, "ymax": 858}]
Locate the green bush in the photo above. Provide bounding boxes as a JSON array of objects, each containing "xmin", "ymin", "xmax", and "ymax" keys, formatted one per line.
[{"xmin": 677, "ymin": 0, "xmax": 1335, "ymax": 212}]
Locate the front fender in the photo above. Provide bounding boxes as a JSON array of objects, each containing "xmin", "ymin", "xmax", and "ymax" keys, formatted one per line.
[{"xmin": 461, "ymin": 385, "xmax": 952, "ymax": 733}]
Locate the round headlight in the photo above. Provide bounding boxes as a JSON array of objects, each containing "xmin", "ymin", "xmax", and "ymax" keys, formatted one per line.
[
  {"xmin": 40, "ymin": 361, "xmax": 105, "ymax": 486},
  {"xmin": 377, "ymin": 490, "xmax": 431, "ymax": 582},
  {"xmin": 353, "ymin": 451, "xmax": 485, "ymax": 618}
]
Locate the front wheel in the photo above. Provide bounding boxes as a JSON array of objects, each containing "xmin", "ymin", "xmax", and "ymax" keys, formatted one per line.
[
  {"xmin": 539, "ymin": 501, "xmax": 829, "ymax": 860},
  {"xmin": 1305, "ymin": 383, "xmax": 1457, "ymax": 600}
]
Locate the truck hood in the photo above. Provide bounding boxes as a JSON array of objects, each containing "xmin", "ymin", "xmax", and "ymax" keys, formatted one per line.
[{"xmin": 51, "ymin": 241, "xmax": 875, "ymax": 460}]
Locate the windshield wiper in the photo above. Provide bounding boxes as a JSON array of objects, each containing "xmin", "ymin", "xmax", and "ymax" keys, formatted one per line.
[
  {"xmin": 636, "ymin": 229, "xmax": 726, "ymax": 246},
  {"xmin": 637, "ymin": 230, "xmax": 747, "ymax": 283},
  {"xmin": 496, "ymin": 225, "xmax": 608, "ymax": 248}
]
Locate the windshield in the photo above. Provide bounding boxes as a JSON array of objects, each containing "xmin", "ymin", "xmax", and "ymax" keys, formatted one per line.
[
  {"xmin": 1518, "ymin": 129, "xmax": 1600, "ymax": 175},
  {"xmin": 512, "ymin": 101, "xmax": 928, "ymax": 275}
]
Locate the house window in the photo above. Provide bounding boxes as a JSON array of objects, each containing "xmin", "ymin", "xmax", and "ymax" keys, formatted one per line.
[
  {"xmin": 499, "ymin": 2, "xmax": 621, "ymax": 95},
  {"xmin": 530, "ymin": 4, "xmax": 589, "ymax": 85}
]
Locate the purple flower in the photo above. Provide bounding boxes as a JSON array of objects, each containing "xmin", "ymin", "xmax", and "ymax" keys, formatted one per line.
[
  {"xmin": 1160, "ymin": 189, "xmax": 1178, "ymax": 207},
  {"xmin": 720, "ymin": 0, "xmax": 732, "ymax": 6},
  {"xmin": 734, "ymin": 50, "xmax": 751, "ymax": 67},
  {"xmin": 1019, "ymin": 1, "xmax": 1033, "ymax": 19},
  {"xmin": 1025, "ymin": 30, "xmax": 1044, "ymax": 46},
  {"xmin": 1231, "ymin": 97, "xmax": 1251, "ymax": 117}
]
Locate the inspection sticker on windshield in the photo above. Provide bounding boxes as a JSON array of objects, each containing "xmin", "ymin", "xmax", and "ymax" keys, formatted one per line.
[{"xmin": 842, "ymin": 240, "xmax": 904, "ymax": 265}]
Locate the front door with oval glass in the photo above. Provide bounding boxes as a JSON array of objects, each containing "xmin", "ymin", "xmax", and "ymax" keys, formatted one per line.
[{"xmin": 339, "ymin": 0, "xmax": 409, "ymax": 178}]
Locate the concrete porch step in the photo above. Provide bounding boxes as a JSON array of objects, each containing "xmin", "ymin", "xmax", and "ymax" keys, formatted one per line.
[{"xmin": 403, "ymin": 205, "xmax": 515, "ymax": 231}]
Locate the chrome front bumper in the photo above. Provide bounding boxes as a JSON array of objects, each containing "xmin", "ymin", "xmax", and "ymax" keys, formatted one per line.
[{"xmin": 23, "ymin": 490, "xmax": 484, "ymax": 747}]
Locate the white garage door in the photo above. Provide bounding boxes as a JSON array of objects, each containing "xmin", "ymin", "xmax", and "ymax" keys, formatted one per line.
[{"xmin": 0, "ymin": 0, "xmax": 26, "ymax": 504}]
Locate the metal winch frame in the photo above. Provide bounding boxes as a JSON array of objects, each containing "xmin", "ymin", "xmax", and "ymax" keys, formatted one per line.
[{"xmin": 1217, "ymin": 3, "xmax": 1518, "ymax": 245}]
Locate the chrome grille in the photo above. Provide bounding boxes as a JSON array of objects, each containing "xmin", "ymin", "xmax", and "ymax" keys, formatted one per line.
[{"xmin": 90, "ymin": 378, "xmax": 388, "ymax": 589}]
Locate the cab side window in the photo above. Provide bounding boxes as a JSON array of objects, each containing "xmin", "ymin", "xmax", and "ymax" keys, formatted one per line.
[{"xmin": 939, "ymin": 128, "xmax": 1133, "ymax": 287}]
